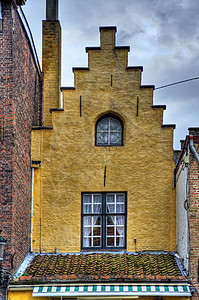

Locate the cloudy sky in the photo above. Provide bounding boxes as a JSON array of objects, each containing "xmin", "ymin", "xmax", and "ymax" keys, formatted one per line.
[{"xmin": 22, "ymin": 0, "xmax": 199, "ymax": 149}]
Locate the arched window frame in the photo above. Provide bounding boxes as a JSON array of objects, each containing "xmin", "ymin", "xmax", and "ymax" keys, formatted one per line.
[{"xmin": 95, "ymin": 114, "xmax": 124, "ymax": 147}]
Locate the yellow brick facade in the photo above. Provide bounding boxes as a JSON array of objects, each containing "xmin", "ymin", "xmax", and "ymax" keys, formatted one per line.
[
  {"xmin": 42, "ymin": 20, "xmax": 61, "ymax": 126},
  {"xmin": 31, "ymin": 27, "xmax": 176, "ymax": 254}
]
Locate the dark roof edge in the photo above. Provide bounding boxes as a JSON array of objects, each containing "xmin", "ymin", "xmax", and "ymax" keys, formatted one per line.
[
  {"xmin": 188, "ymin": 127, "xmax": 199, "ymax": 130},
  {"xmin": 86, "ymin": 47, "xmax": 101, "ymax": 52},
  {"xmin": 50, "ymin": 108, "xmax": 64, "ymax": 113},
  {"xmin": 86, "ymin": 46, "xmax": 130, "ymax": 52},
  {"xmin": 161, "ymin": 124, "xmax": 176, "ymax": 129},
  {"xmin": 115, "ymin": 46, "xmax": 130, "ymax": 52},
  {"xmin": 126, "ymin": 66, "xmax": 143, "ymax": 71},
  {"xmin": 152, "ymin": 105, "xmax": 166, "ymax": 110},
  {"xmin": 72, "ymin": 67, "xmax": 89, "ymax": 73},
  {"xmin": 31, "ymin": 160, "xmax": 41, "ymax": 165},
  {"xmin": 32, "ymin": 126, "xmax": 53, "ymax": 130},
  {"xmin": 99, "ymin": 26, "xmax": 117, "ymax": 32},
  {"xmin": 140, "ymin": 85, "xmax": 155, "ymax": 90},
  {"xmin": 61, "ymin": 87, "xmax": 75, "ymax": 91}
]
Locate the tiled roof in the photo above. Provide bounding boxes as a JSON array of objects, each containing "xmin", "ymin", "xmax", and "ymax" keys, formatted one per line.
[{"xmin": 14, "ymin": 252, "xmax": 186, "ymax": 284}]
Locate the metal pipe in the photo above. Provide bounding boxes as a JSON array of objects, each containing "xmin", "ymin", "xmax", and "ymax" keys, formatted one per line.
[
  {"xmin": 30, "ymin": 168, "xmax": 34, "ymax": 252},
  {"xmin": 136, "ymin": 96, "xmax": 139, "ymax": 117},
  {"xmin": 46, "ymin": 0, "xmax": 58, "ymax": 20},
  {"xmin": 190, "ymin": 136, "xmax": 199, "ymax": 164}
]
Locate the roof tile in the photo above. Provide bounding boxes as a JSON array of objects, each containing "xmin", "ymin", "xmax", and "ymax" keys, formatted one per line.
[{"xmin": 15, "ymin": 252, "xmax": 186, "ymax": 284}]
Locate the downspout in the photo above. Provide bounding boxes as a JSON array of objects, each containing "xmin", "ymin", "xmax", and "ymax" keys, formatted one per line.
[
  {"xmin": 189, "ymin": 135, "xmax": 199, "ymax": 164},
  {"xmin": 30, "ymin": 168, "xmax": 34, "ymax": 252}
]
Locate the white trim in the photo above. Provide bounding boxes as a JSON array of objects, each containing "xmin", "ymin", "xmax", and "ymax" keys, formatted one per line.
[{"xmin": 14, "ymin": 253, "xmax": 36, "ymax": 278}]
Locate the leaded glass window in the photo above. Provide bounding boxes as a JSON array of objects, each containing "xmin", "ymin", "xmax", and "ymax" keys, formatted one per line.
[
  {"xmin": 96, "ymin": 116, "xmax": 123, "ymax": 146},
  {"xmin": 82, "ymin": 192, "xmax": 126, "ymax": 249}
]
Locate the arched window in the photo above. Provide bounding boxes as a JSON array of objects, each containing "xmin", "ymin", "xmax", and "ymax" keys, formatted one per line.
[{"xmin": 96, "ymin": 115, "xmax": 123, "ymax": 146}]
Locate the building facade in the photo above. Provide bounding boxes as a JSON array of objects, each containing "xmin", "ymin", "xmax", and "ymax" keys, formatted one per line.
[
  {"xmin": 7, "ymin": 3, "xmax": 191, "ymax": 297},
  {"xmin": 0, "ymin": 0, "xmax": 196, "ymax": 299},
  {"xmin": 0, "ymin": 0, "xmax": 43, "ymax": 298},
  {"xmin": 175, "ymin": 128, "xmax": 199, "ymax": 299}
]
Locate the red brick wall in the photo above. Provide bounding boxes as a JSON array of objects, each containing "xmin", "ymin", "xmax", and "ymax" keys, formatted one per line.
[
  {"xmin": 0, "ymin": 0, "xmax": 42, "ymax": 287},
  {"xmin": 189, "ymin": 139, "xmax": 199, "ymax": 299}
]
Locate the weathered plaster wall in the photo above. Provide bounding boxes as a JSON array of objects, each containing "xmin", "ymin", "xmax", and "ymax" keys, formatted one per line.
[
  {"xmin": 8, "ymin": 290, "xmax": 48, "ymax": 300},
  {"xmin": 42, "ymin": 20, "xmax": 61, "ymax": 126},
  {"xmin": 32, "ymin": 27, "xmax": 176, "ymax": 253},
  {"xmin": 176, "ymin": 132, "xmax": 199, "ymax": 299},
  {"xmin": 176, "ymin": 155, "xmax": 189, "ymax": 271}
]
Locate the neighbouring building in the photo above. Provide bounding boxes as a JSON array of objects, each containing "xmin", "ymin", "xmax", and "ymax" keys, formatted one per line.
[
  {"xmin": 175, "ymin": 128, "xmax": 199, "ymax": 299},
  {"xmin": 7, "ymin": 1, "xmax": 192, "ymax": 299},
  {"xmin": 0, "ymin": 0, "xmax": 43, "ymax": 298}
]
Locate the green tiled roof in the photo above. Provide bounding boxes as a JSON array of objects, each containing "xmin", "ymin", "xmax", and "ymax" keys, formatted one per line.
[{"xmin": 15, "ymin": 252, "xmax": 186, "ymax": 284}]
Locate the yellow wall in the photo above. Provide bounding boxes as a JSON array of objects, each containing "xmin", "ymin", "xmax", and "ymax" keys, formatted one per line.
[
  {"xmin": 42, "ymin": 20, "xmax": 61, "ymax": 126},
  {"xmin": 8, "ymin": 290, "xmax": 49, "ymax": 300},
  {"xmin": 32, "ymin": 27, "xmax": 176, "ymax": 253}
]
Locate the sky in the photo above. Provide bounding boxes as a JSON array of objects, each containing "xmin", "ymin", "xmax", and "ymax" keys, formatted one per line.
[{"xmin": 22, "ymin": 0, "xmax": 199, "ymax": 149}]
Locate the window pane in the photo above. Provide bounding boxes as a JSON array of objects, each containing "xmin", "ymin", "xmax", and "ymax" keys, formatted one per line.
[
  {"xmin": 116, "ymin": 204, "xmax": 124, "ymax": 213},
  {"xmin": 93, "ymin": 227, "xmax": 101, "ymax": 236},
  {"xmin": 106, "ymin": 194, "xmax": 115, "ymax": 213},
  {"xmin": 93, "ymin": 216, "xmax": 101, "ymax": 226},
  {"xmin": 83, "ymin": 194, "xmax": 102, "ymax": 213},
  {"xmin": 116, "ymin": 194, "xmax": 125, "ymax": 203},
  {"xmin": 83, "ymin": 216, "xmax": 101, "ymax": 248},
  {"xmin": 83, "ymin": 237, "xmax": 91, "ymax": 247},
  {"xmin": 93, "ymin": 237, "xmax": 101, "ymax": 247},
  {"xmin": 107, "ymin": 237, "xmax": 114, "ymax": 247},
  {"xmin": 83, "ymin": 194, "xmax": 92, "ymax": 203},
  {"xmin": 116, "ymin": 226, "xmax": 124, "ymax": 236},
  {"xmin": 93, "ymin": 204, "xmax": 101, "ymax": 213},
  {"xmin": 83, "ymin": 227, "xmax": 91, "ymax": 237},
  {"xmin": 84, "ymin": 204, "xmax": 92, "ymax": 213},
  {"xmin": 84, "ymin": 216, "xmax": 92, "ymax": 225},
  {"xmin": 107, "ymin": 204, "xmax": 115, "ymax": 213},
  {"xmin": 116, "ymin": 216, "xmax": 124, "ymax": 225},
  {"xmin": 116, "ymin": 237, "xmax": 124, "ymax": 247},
  {"xmin": 82, "ymin": 192, "xmax": 126, "ymax": 249},
  {"xmin": 93, "ymin": 194, "xmax": 102, "ymax": 203},
  {"xmin": 83, "ymin": 195, "xmax": 92, "ymax": 213},
  {"xmin": 93, "ymin": 194, "xmax": 102, "ymax": 213},
  {"xmin": 107, "ymin": 216, "xmax": 115, "ymax": 225},
  {"xmin": 97, "ymin": 132, "xmax": 108, "ymax": 145},
  {"xmin": 106, "ymin": 194, "xmax": 114, "ymax": 203},
  {"xmin": 110, "ymin": 132, "xmax": 121, "ymax": 144},
  {"xmin": 110, "ymin": 118, "xmax": 121, "ymax": 131},
  {"xmin": 97, "ymin": 118, "xmax": 109, "ymax": 131},
  {"xmin": 107, "ymin": 226, "xmax": 114, "ymax": 236},
  {"xmin": 96, "ymin": 116, "xmax": 122, "ymax": 146}
]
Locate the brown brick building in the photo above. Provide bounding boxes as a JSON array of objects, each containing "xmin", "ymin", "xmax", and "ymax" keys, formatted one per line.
[
  {"xmin": 0, "ymin": 0, "xmax": 43, "ymax": 298},
  {"xmin": 175, "ymin": 129, "xmax": 199, "ymax": 299}
]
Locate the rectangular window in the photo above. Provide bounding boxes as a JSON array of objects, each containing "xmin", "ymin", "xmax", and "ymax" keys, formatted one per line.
[{"xmin": 81, "ymin": 192, "xmax": 127, "ymax": 249}]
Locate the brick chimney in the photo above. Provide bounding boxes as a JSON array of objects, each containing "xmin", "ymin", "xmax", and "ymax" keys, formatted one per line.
[{"xmin": 42, "ymin": 0, "xmax": 61, "ymax": 126}]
